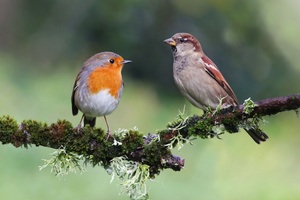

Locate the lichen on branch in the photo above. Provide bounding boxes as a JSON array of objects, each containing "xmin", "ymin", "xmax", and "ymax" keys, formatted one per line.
[{"xmin": 0, "ymin": 93, "xmax": 299, "ymax": 176}]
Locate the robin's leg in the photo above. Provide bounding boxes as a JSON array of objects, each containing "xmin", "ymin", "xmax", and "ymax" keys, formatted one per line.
[
  {"xmin": 104, "ymin": 116, "xmax": 111, "ymax": 140},
  {"xmin": 76, "ymin": 115, "xmax": 84, "ymax": 132}
]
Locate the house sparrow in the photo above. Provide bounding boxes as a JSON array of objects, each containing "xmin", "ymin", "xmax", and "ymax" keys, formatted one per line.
[{"xmin": 164, "ymin": 32, "xmax": 268, "ymax": 144}]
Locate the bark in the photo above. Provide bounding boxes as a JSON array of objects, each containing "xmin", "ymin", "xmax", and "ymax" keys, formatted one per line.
[{"xmin": 0, "ymin": 93, "xmax": 299, "ymax": 177}]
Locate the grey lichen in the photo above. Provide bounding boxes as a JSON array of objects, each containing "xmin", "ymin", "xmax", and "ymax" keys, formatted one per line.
[
  {"xmin": 243, "ymin": 97, "xmax": 257, "ymax": 115},
  {"xmin": 39, "ymin": 147, "xmax": 86, "ymax": 179},
  {"xmin": 110, "ymin": 156, "xmax": 150, "ymax": 200}
]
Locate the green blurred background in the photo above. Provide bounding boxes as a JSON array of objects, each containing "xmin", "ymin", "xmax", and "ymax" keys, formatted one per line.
[{"xmin": 0, "ymin": 0, "xmax": 299, "ymax": 199}]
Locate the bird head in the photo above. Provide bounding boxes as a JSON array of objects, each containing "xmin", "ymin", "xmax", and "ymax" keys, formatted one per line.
[{"xmin": 164, "ymin": 33, "xmax": 203, "ymax": 56}]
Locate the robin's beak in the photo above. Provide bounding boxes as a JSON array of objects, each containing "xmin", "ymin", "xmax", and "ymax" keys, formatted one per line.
[
  {"xmin": 122, "ymin": 60, "xmax": 132, "ymax": 64},
  {"xmin": 163, "ymin": 38, "xmax": 176, "ymax": 47}
]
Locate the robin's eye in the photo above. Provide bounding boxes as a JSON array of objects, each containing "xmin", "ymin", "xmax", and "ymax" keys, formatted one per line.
[{"xmin": 109, "ymin": 59, "xmax": 114, "ymax": 64}]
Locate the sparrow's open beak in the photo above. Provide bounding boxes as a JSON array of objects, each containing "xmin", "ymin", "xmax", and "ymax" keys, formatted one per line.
[
  {"xmin": 163, "ymin": 38, "xmax": 176, "ymax": 47},
  {"xmin": 122, "ymin": 60, "xmax": 132, "ymax": 64}
]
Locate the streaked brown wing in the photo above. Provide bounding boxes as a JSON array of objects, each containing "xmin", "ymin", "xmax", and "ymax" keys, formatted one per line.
[{"xmin": 202, "ymin": 55, "xmax": 239, "ymax": 104}]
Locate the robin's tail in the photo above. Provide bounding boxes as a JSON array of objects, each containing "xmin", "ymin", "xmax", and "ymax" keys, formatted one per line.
[
  {"xmin": 244, "ymin": 128, "xmax": 269, "ymax": 144},
  {"xmin": 84, "ymin": 116, "xmax": 96, "ymax": 127}
]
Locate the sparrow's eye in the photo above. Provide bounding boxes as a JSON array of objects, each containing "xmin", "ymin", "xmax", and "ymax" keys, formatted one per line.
[
  {"xmin": 109, "ymin": 59, "xmax": 115, "ymax": 64},
  {"xmin": 179, "ymin": 38, "xmax": 186, "ymax": 43}
]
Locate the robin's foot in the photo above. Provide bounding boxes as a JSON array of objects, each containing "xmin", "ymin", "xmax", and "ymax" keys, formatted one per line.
[
  {"xmin": 106, "ymin": 130, "xmax": 112, "ymax": 140},
  {"xmin": 75, "ymin": 124, "xmax": 83, "ymax": 135}
]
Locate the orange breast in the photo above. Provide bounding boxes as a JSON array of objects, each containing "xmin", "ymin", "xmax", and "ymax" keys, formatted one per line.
[{"xmin": 87, "ymin": 66, "xmax": 122, "ymax": 98}]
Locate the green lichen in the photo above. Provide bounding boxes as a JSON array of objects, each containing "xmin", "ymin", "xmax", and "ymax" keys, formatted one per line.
[
  {"xmin": 110, "ymin": 156, "xmax": 150, "ymax": 200},
  {"xmin": 212, "ymin": 96, "xmax": 228, "ymax": 115},
  {"xmin": 163, "ymin": 106, "xmax": 195, "ymax": 149},
  {"xmin": 39, "ymin": 148, "xmax": 86, "ymax": 179},
  {"xmin": 241, "ymin": 116, "xmax": 261, "ymax": 130},
  {"xmin": 167, "ymin": 106, "xmax": 188, "ymax": 127},
  {"xmin": 212, "ymin": 124, "xmax": 226, "ymax": 137},
  {"xmin": 243, "ymin": 97, "xmax": 257, "ymax": 114},
  {"xmin": 166, "ymin": 113, "xmax": 190, "ymax": 149}
]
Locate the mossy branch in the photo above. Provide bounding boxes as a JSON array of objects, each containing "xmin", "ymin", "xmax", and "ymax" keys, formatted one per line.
[{"xmin": 0, "ymin": 93, "xmax": 300, "ymax": 178}]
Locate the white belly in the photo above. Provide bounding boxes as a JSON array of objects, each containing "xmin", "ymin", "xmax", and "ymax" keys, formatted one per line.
[{"xmin": 76, "ymin": 89, "xmax": 120, "ymax": 117}]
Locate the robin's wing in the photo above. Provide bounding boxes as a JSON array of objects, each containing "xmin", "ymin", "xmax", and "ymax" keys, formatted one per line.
[
  {"xmin": 71, "ymin": 76, "xmax": 79, "ymax": 116},
  {"xmin": 201, "ymin": 55, "xmax": 239, "ymax": 104}
]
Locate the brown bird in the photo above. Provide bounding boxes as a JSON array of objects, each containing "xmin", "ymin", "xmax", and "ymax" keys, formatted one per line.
[{"xmin": 164, "ymin": 32, "xmax": 268, "ymax": 144}]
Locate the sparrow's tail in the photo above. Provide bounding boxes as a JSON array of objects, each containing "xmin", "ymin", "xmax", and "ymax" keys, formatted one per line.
[
  {"xmin": 84, "ymin": 116, "xmax": 96, "ymax": 127},
  {"xmin": 245, "ymin": 128, "xmax": 269, "ymax": 144}
]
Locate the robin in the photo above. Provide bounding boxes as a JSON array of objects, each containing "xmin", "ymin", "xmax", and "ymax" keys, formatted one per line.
[
  {"xmin": 164, "ymin": 32, "xmax": 268, "ymax": 144},
  {"xmin": 71, "ymin": 51, "xmax": 131, "ymax": 137}
]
